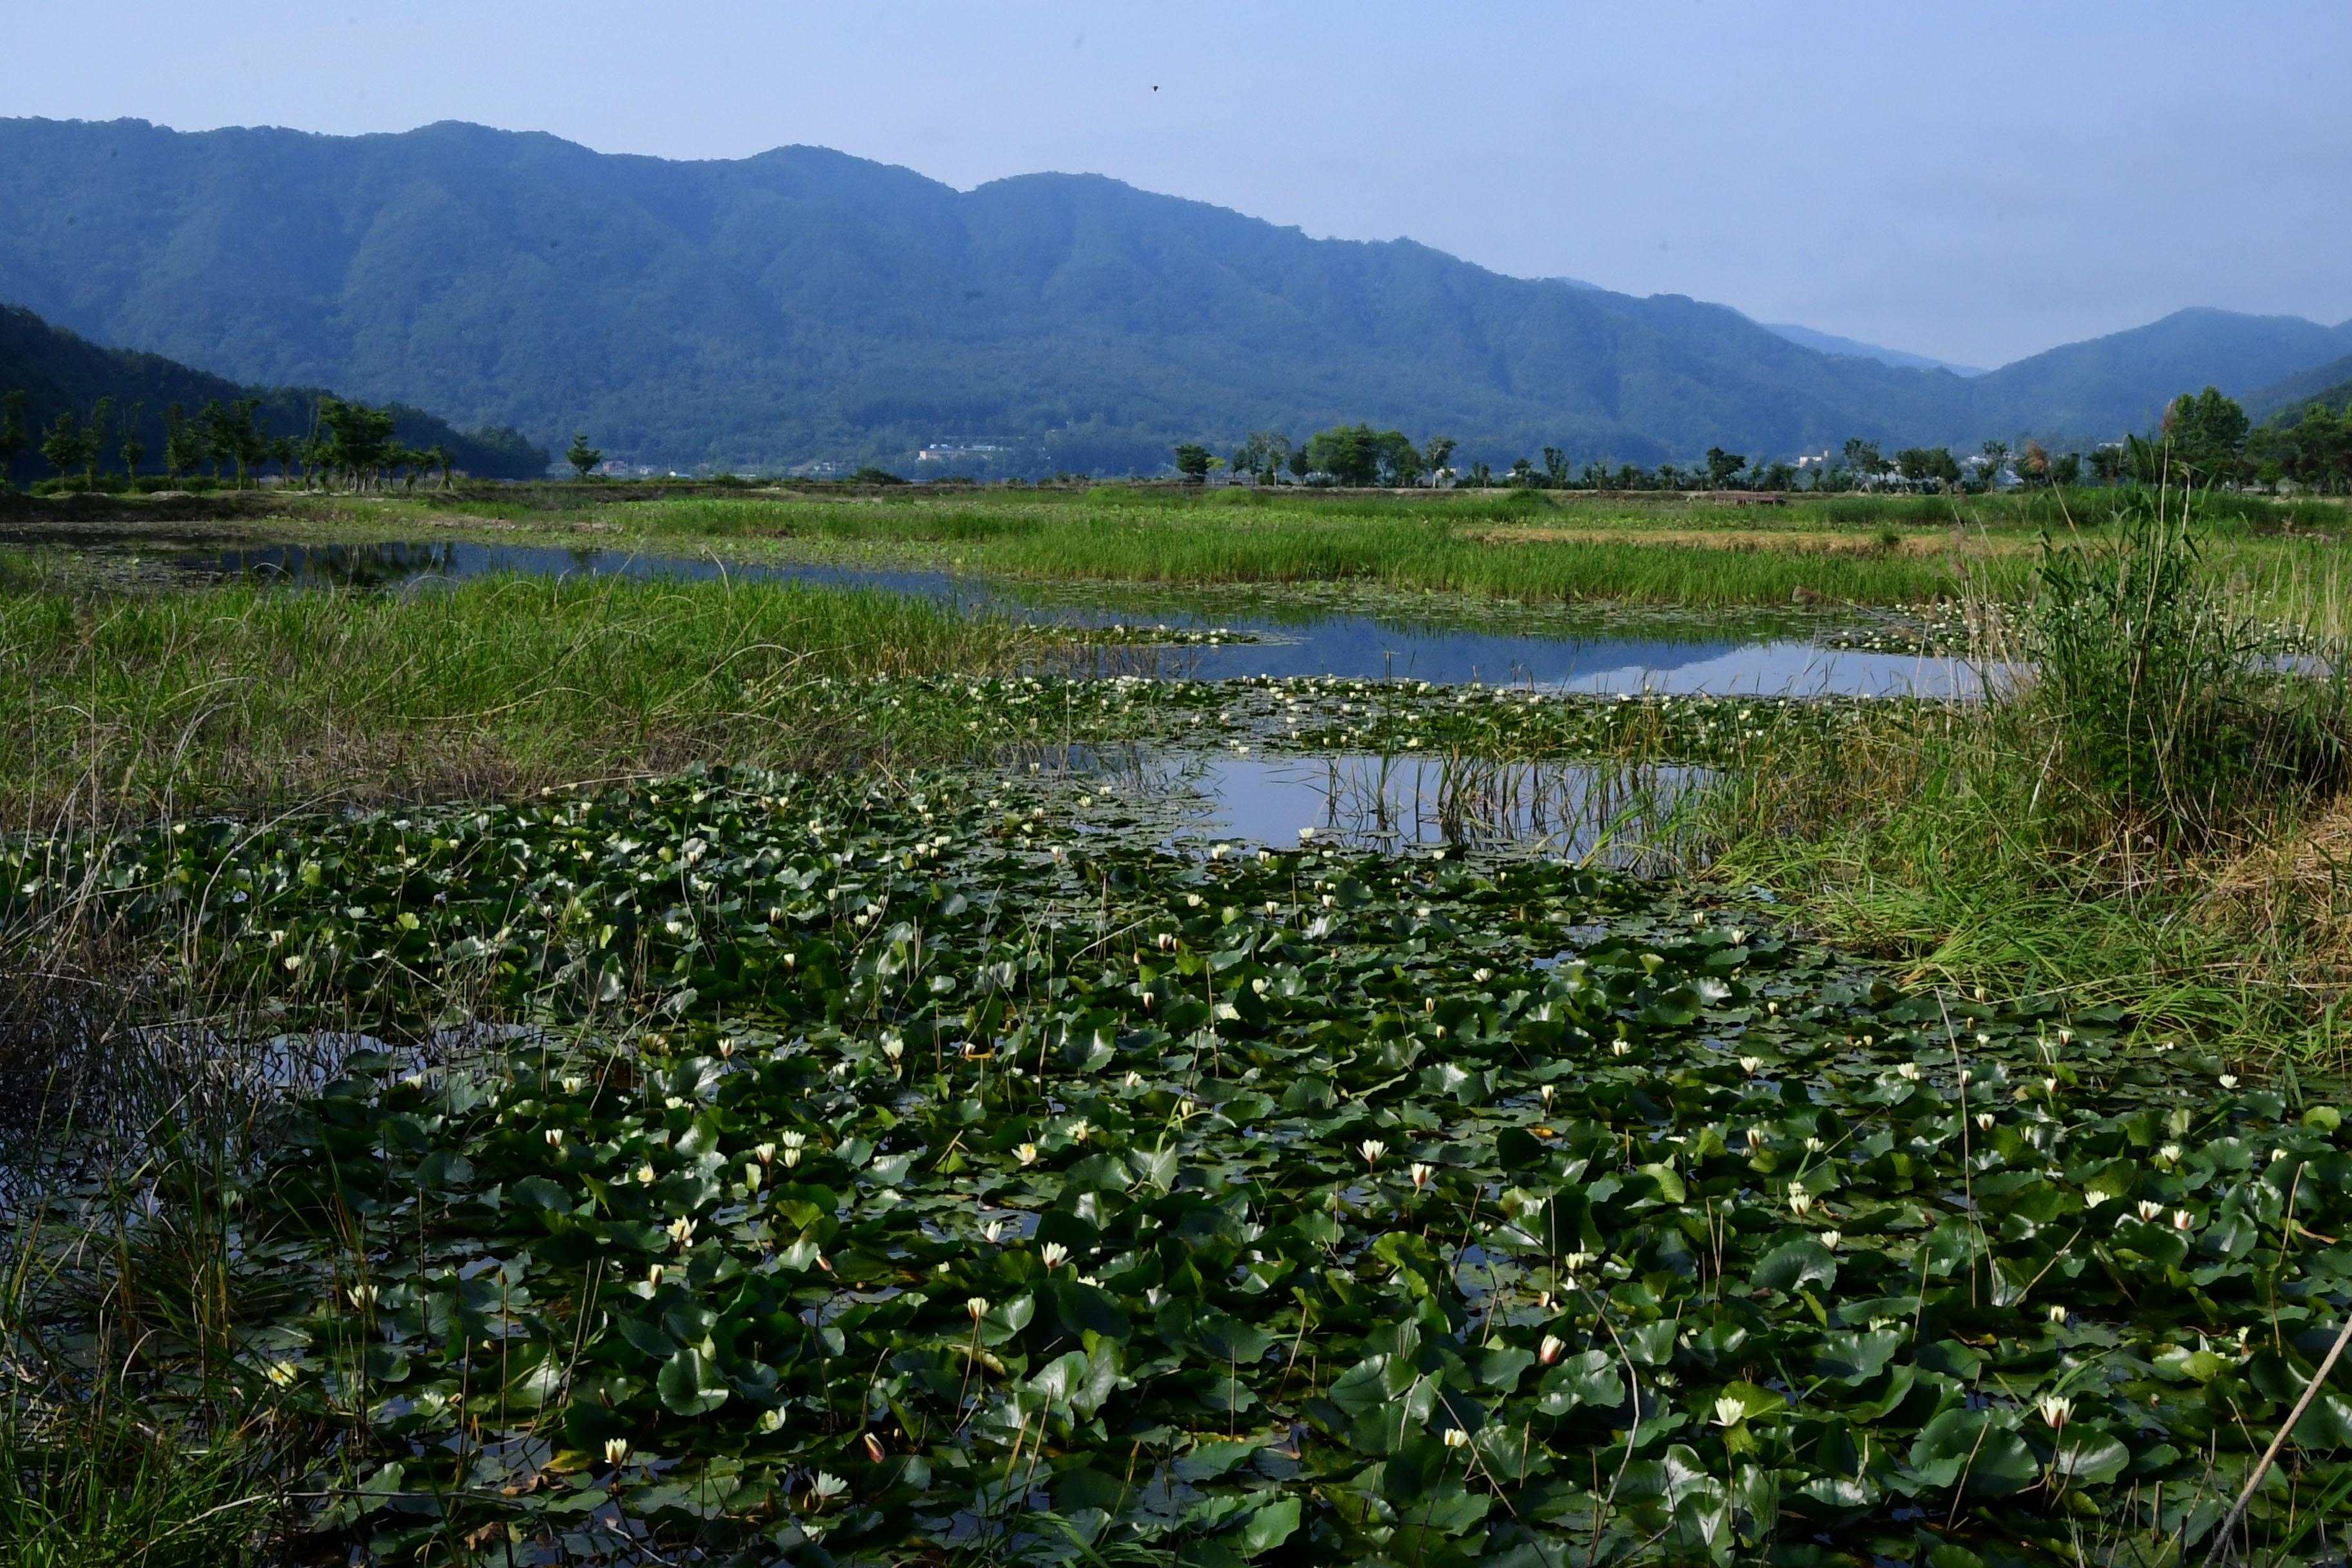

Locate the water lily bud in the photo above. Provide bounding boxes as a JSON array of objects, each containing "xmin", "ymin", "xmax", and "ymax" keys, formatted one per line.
[
  {"xmin": 982, "ymin": 1220, "xmax": 1005, "ymax": 1243},
  {"xmin": 718, "ymin": 1039, "xmax": 735, "ymax": 1059},
  {"xmin": 646, "ymin": 1264, "xmax": 665, "ymax": 1288},
  {"xmin": 1975, "ymin": 1112, "xmax": 1995, "ymax": 1132},
  {"xmin": 755, "ymin": 1142, "xmax": 777, "ymax": 1166},
  {"xmin": 863, "ymin": 1433, "xmax": 886, "ymax": 1463},
  {"xmin": 347, "ymin": 1282, "xmax": 378, "ymax": 1309},
  {"xmin": 1443, "ymin": 1427, "xmax": 1471, "ymax": 1449},
  {"xmin": 2042, "ymin": 1077, "xmax": 2058, "ymax": 1095},
  {"xmin": 1409, "ymin": 1162, "xmax": 1433, "ymax": 1190},
  {"xmin": 1786, "ymin": 1182, "xmax": 1814, "ymax": 1217},
  {"xmin": 1745, "ymin": 1128, "xmax": 1766, "ymax": 1152},
  {"xmin": 2035, "ymin": 1394, "xmax": 2072, "ymax": 1430},
  {"xmin": 1123, "ymin": 1071, "xmax": 1142, "ymax": 1089},
  {"xmin": 2172, "ymin": 1209, "xmax": 2195, "ymax": 1231},
  {"xmin": 1540, "ymin": 1084, "xmax": 1555, "ymax": 1106},
  {"xmin": 544, "ymin": 1128, "xmax": 564, "ymax": 1149},
  {"xmin": 605, "ymin": 1438, "xmax": 632, "ymax": 1467},
  {"xmin": 560, "ymin": 1075, "xmax": 585, "ymax": 1095},
  {"xmin": 2047, "ymin": 1304, "xmax": 2068, "ymax": 1324},
  {"xmin": 1539, "ymin": 1335, "xmax": 1566, "ymax": 1366}
]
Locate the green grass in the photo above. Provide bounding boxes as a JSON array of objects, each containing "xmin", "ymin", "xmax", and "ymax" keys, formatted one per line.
[{"xmin": 0, "ymin": 571, "xmax": 1043, "ymax": 827}]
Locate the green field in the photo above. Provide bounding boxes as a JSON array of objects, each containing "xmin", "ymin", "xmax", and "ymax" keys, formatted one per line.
[{"xmin": 5, "ymin": 480, "xmax": 2352, "ymax": 1565}]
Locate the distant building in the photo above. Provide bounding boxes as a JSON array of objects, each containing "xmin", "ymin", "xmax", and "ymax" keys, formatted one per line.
[{"xmin": 916, "ymin": 442, "xmax": 1008, "ymax": 463}]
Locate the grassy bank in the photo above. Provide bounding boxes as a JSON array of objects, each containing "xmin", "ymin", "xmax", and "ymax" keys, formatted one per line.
[{"xmin": 0, "ymin": 569, "xmax": 1041, "ymax": 827}]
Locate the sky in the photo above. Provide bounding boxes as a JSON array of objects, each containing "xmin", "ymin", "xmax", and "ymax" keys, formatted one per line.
[{"xmin": 10, "ymin": 0, "xmax": 2349, "ymax": 370}]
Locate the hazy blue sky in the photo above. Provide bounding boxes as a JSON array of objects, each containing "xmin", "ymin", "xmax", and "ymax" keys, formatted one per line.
[{"xmin": 13, "ymin": 1, "xmax": 2347, "ymax": 369}]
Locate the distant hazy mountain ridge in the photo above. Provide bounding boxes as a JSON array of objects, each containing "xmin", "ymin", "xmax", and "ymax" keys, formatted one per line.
[{"xmin": 1, "ymin": 117, "xmax": 2346, "ymax": 475}]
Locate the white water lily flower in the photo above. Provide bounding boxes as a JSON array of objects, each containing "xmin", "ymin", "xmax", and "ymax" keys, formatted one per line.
[
  {"xmin": 1738, "ymin": 1056, "xmax": 1762, "ymax": 1075},
  {"xmin": 1409, "ymin": 1162, "xmax": 1433, "ymax": 1190},
  {"xmin": 1786, "ymin": 1183, "xmax": 1814, "ymax": 1217},
  {"xmin": 2035, "ymin": 1394, "xmax": 2073, "ymax": 1430},
  {"xmin": 967, "ymin": 1297, "xmax": 990, "ymax": 1322},
  {"xmin": 1803, "ymin": 1136, "xmax": 1827, "ymax": 1153},
  {"xmin": 2218, "ymin": 1073, "xmax": 2239, "ymax": 1090},
  {"xmin": 261, "ymin": 1359, "xmax": 300, "ymax": 1388},
  {"xmin": 2172, "ymin": 1209, "xmax": 2195, "ymax": 1231},
  {"xmin": 605, "ymin": 1438, "xmax": 632, "ymax": 1466},
  {"xmin": 636, "ymin": 1164, "xmax": 657, "ymax": 1185},
  {"xmin": 1540, "ymin": 1335, "xmax": 1566, "ymax": 1366},
  {"xmin": 810, "ymin": 1471, "xmax": 848, "ymax": 1505},
  {"xmin": 781, "ymin": 1132, "xmax": 807, "ymax": 1149},
  {"xmin": 1975, "ymin": 1113, "xmax": 1995, "ymax": 1132},
  {"xmin": 560, "ymin": 1076, "xmax": 585, "ymax": 1095},
  {"xmin": 667, "ymin": 1217, "xmax": 696, "ymax": 1247},
  {"xmin": 754, "ymin": 1142, "xmax": 777, "ymax": 1166},
  {"xmin": 2042, "ymin": 1077, "xmax": 2059, "ymax": 1095},
  {"xmin": 1443, "ymin": 1427, "xmax": 1471, "ymax": 1449},
  {"xmin": 2048, "ymin": 1304, "xmax": 2069, "ymax": 1324},
  {"xmin": 2136, "ymin": 1200, "xmax": 2164, "ymax": 1221},
  {"xmin": 1610, "ymin": 1041, "xmax": 1631, "ymax": 1057},
  {"xmin": 2157, "ymin": 1142, "xmax": 2182, "ymax": 1164},
  {"xmin": 1712, "ymin": 1395, "xmax": 1747, "ymax": 1428},
  {"xmin": 1745, "ymin": 1128, "xmax": 1767, "ymax": 1152},
  {"xmin": 1041, "ymin": 1242, "xmax": 1070, "ymax": 1270},
  {"xmin": 544, "ymin": 1128, "xmax": 564, "ymax": 1148},
  {"xmin": 1360, "ymin": 1139, "xmax": 1387, "ymax": 1166},
  {"xmin": 1896, "ymin": 1063, "xmax": 1922, "ymax": 1082},
  {"xmin": 1017, "ymin": 1143, "xmax": 1040, "ymax": 1166},
  {"xmin": 1819, "ymin": 1231, "xmax": 1843, "ymax": 1251},
  {"xmin": 982, "ymin": 1220, "xmax": 1006, "ymax": 1243},
  {"xmin": 1562, "ymin": 1251, "xmax": 1596, "ymax": 1272},
  {"xmin": 759, "ymin": 1407, "xmax": 787, "ymax": 1433}
]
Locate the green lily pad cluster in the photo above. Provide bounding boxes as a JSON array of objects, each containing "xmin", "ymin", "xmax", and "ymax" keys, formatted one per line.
[{"xmin": 10, "ymin": 772, "xmax": 2352, "ymax": 1565}]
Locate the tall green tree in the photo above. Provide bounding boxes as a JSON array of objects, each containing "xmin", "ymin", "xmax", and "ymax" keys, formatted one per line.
[
  {"xmin": 40, "ymin": 409, "xmax": 84, "ymax": 484},
  {"xmin": 1703, "ymin": 447, "xmax": 1747, "ymax": 487},
  {"xmin": 1171, "ymin": 443, "xmax": 1215, "ymax": 482},
  {"xmin": 429, "ymin": 443, "xmax": 454, "ymax": 489},
  {"xmin": 1541, "ymin": 446, "xmax": 1569, "ymax": 488},
  {"xmin": 118, "ymin": 400, "xmax": 146, "ymax": 482},
  {"xmin": 83, "ymin": 397, "xmax": 113, "ymax": 488},
  {"xmin": 567, "ymin": 432, "xmax": 603, "ymax": 480},
  {"xmin": 320, "ymin": 397, "xmax": 396, "ymax": 489},
  {"xmin": 0, "ymin": 391, "xmax": 26, "ymax": 492},
  {"xmin": 162, "ymin": 402, "xmax": 204, "ymax": 482},
  {"xmin": 2161, "ymin": 386, "xmax": 2249, "ymax": 485},
  {"xmin": 1840, "ymin": 438, "xmax": 1886, "ymax": 487}
]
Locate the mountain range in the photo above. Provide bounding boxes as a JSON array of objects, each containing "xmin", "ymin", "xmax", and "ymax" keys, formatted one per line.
[{"xmin": 2, "ymin": 116, "xmax": 2349, "ymax": 476}]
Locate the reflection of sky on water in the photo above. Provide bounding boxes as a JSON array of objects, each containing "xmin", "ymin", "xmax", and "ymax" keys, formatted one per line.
[
  {"xmin": 170, "ymin": 540, "xmax": 1982, "ymax": 696},
  {"xmin": 1042, "ymin": 745, "xmax": 1704, "ymax": 859}
]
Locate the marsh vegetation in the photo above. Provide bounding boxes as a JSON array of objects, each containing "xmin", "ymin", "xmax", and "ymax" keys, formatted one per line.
[{"xmin": 5, "ymin": 476, "xmax": 2352, "ymax": 1565}]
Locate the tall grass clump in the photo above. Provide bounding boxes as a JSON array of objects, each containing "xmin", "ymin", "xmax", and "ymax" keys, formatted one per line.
[
  {"xmin": 1697, "ymin": 482, "xmax": 2352, "ymax": 1058},
  {"xmin": 2023, "ymin": 483, "xmax": 2349, "ymax": 848}
]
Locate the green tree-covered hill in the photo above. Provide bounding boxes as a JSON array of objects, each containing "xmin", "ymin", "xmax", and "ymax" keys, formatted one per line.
[{"xmin": 0, "ymin": 302, "xmax": 547, "ymax": 486}]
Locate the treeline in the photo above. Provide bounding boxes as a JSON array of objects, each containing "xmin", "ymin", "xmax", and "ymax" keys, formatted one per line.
[
  {"xmin": 1184, "ymin": 386, "xmax": 2352, "ymax": 495},
  {"xmin": 0, "ymin": 392, "xmax": 520, "ymax": 495},
  {"xmin": 1182, "ymin": 424, "xmax": 2094, "ymax": 494},
  {"xmin": 0, "ymin": 302, "xmax": 548, "ymax": 489}
]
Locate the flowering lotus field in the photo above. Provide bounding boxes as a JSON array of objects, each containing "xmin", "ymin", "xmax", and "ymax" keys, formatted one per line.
[{"xmin": 10, "ymin": 770, "xmax": 2352, "ymax": 1565}]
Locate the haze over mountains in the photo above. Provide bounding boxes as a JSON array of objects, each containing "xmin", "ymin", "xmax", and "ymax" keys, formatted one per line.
[{"xmin": 3, "ymin": 116, "xmax": 2350, "ymax": 477}]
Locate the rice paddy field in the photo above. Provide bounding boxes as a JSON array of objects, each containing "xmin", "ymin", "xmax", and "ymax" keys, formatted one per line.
[{"xmin": 6, "ymin": 480, "xmax": 2352, "ymax": 1565}]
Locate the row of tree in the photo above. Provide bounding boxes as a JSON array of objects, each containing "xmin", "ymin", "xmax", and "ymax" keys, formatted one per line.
[
  {"xmin": 0, "ymin": 391, "xmax": 461, "ymax": 494},
  {"xmin": 1175, "ymin": 389, "xmax": 2352, "ymax": 495},
  {"xmin": 1177, "ymin": 427, "xmax": 2096, "ymax": 493}
]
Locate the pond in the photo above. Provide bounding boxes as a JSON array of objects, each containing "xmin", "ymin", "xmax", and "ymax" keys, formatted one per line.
[{"xmin": 160, "ymin": 539, "xmax": 1986, "ymax": 696}]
